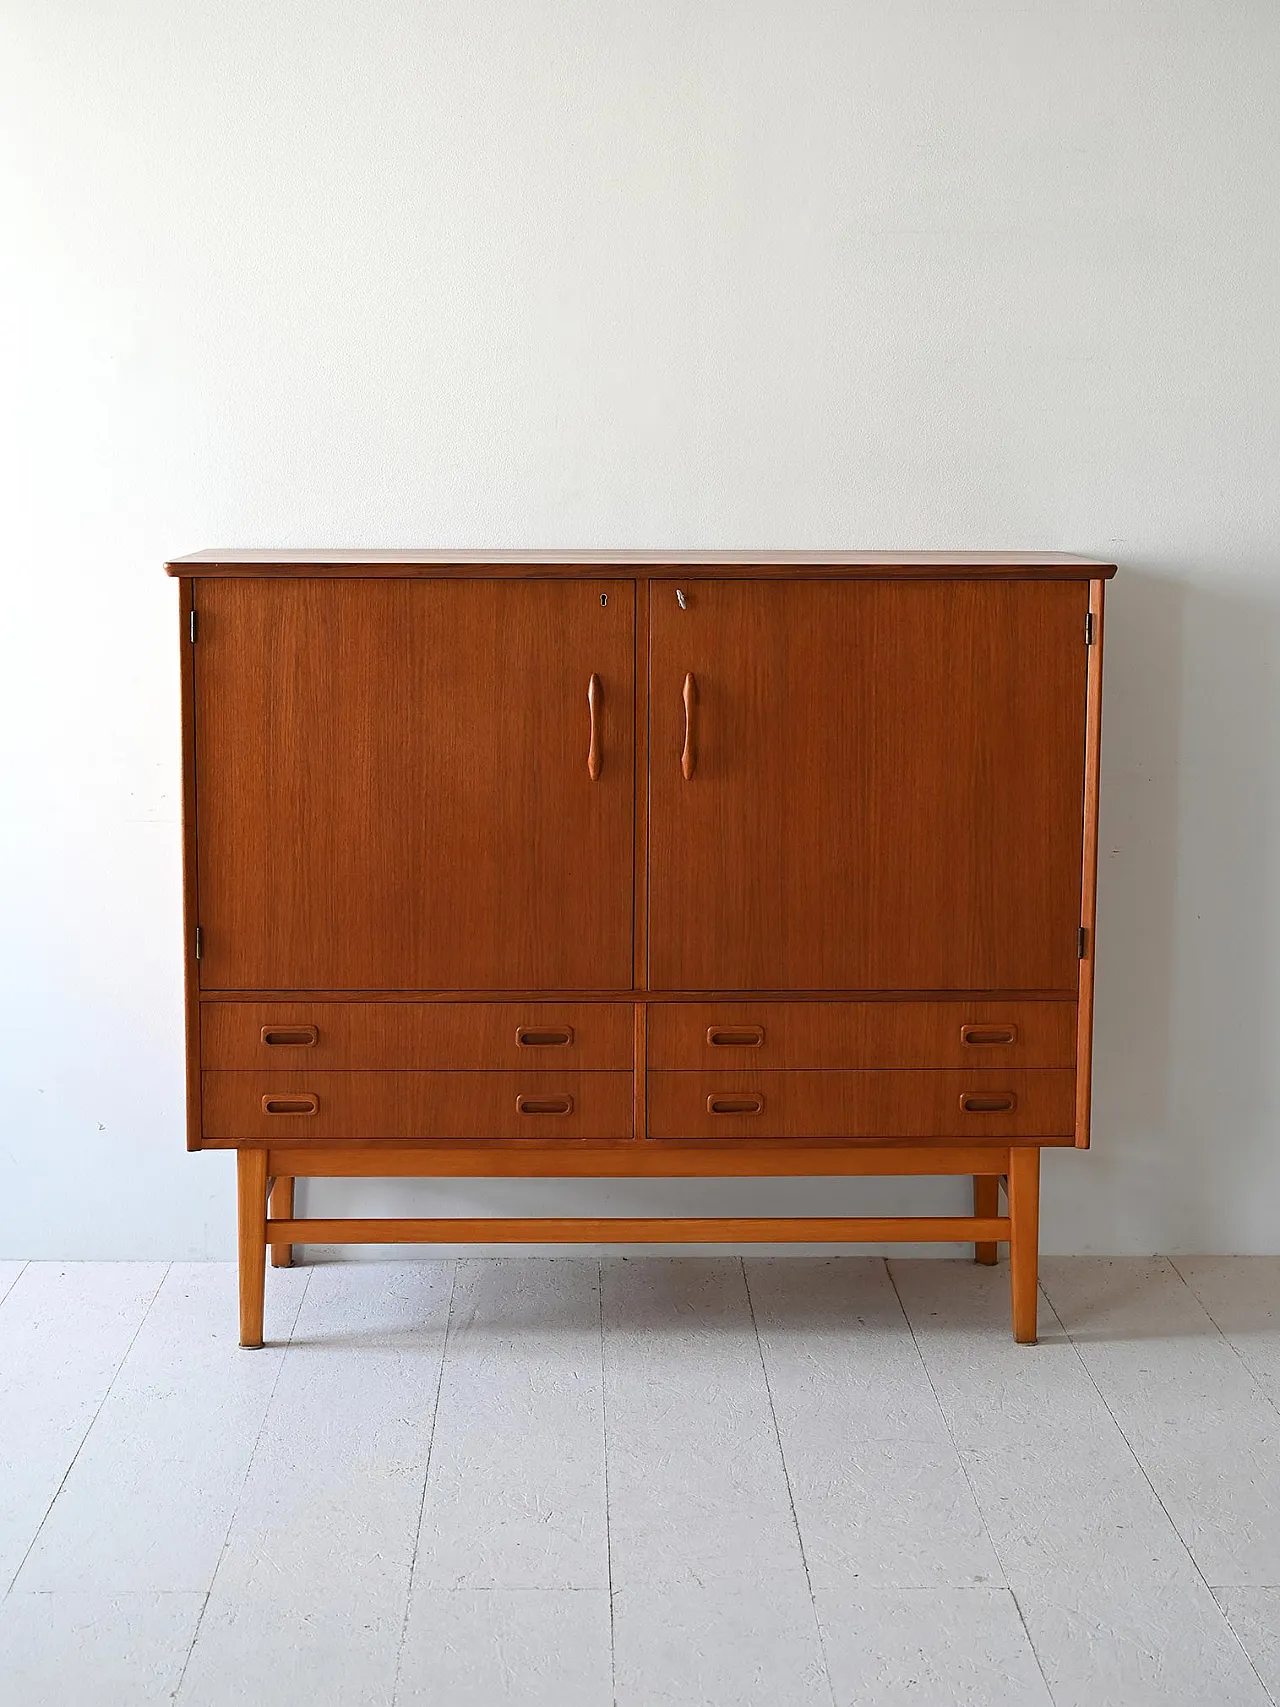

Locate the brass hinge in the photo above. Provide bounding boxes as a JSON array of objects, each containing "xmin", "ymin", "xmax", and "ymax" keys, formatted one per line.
[
  {"xmin": 194, "ymin": 925, "xmax": 203, "ymax": 960},
  {"xmin": 1078, "ymin": 926, "xmax": 1088, "ymax": 959},
  {"xmin": 189, "ymin": 610, "xmax": 198, "ymax": 643},
  {"xmin": 1085, "ymin": 612, "xmax": 1094, "ymax": 646}
]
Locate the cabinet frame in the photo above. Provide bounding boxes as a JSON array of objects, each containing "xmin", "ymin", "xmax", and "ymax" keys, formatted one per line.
[{"xmin": 170, "ymin": 550, "xmax": 1115, "ymax": 1347}]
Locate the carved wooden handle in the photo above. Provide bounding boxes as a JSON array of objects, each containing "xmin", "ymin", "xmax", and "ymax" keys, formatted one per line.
[
  {"xmin": 516, "ymin": 1026, "xmax": 574, "ymax": 1048},
  {"xmin": 682, "ymin": 672, "xmax": 697, "ymax": 780},
  {"xmin": 261, "ymin": 1095, "xmax": 318, "ymax": 1115},
  {"xmin": 587, "ymin": 673, "xmax": 602, "ymax": 780}
]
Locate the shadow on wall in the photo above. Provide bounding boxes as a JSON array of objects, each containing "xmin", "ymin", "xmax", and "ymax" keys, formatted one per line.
[{"xmin": 1048, "ymin": 560, "xmax": 1280, "ymax": 1253}]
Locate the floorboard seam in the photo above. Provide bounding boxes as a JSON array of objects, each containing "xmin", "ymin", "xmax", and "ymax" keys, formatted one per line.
[
  {"xmin": 1042, "ymin": 1263, "xmax": 1279, "ymax": 1707},
  {"xmin": 171, "ymin": 1260, "xmax": 314, "ymax": 1703},
  {"xmin": 1167, "ymin": 1256, "xmax": 1280, "ymax": 1433},
  {"xmin": 1, "ymin": 1261, "xmax": 171, "ymax": 1603},
  {"xmin": 740, "ymin": 1255, "xmax": 839, "ymax": 1707},
  {"xmin": 884, "ymin": 1259, "xmax": 1060, "ymax": 1704},
  {"xmin": 0, "ymin": 1261, "xmax": 27, "ymax": 1313},
  {"xmin": 389, "ymin": 1257, "xmax": 459, "ymax": 1707}
]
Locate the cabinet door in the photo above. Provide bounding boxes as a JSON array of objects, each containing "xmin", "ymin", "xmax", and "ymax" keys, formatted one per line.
[
  {"xmin": 648, "ymin": 579, "xmax": 1088, "ymax": 992},
  {"xmin": 195, "ymin": 579, "xmax": 633, "ymax": 989}
]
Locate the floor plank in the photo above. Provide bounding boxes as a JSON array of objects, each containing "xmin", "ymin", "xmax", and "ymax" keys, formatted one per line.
[
  {"xmin": 890, "ymin": 1259, "xmax": 1123, "ymax": 1448},
  {"xmin": 1214, "ymin": 1587, "xmax": 1280, "ymax": 1703},
  {"xmin": 397, "ymin": 1589, "xmax": 612, "ymax": 1706},
  {"xmin": 614, "ymin": 1578, "xmax": 830, "ymax": 1707},
  {"xmin": 1043, "ymin": 1258, "xmax": 1280, "ymax": 1585},
  {"xmin": 0, "ymin": 1263, "xmax": 166, "ymax": 1593},
  {"xmin": 3, "ymin": 1255, "xmax": 1279, "ymax": 1705},
  {"xmin": 413, "ymin": 1260, "xmax": 607, "ymax": 1590},
  {"xmin": 750, "ymin": 1258, "xmax": 1000, "ymax": 1589},
  {"xmin": 177, "ymin": 1262, "xmax": 453, "ymax": 1707},
  {"xmin": 816, "ymin": 1586, "xmax": 1052, "ymax": 1707},
  {"xmin": 14, "ymin": 1263, "xmax": 308, "ymax": 1593},
  {"xmin": 1173, "ymin": 1257, "xmax": 1280, "ymax": 1410},
  {"xmin": 0, "ymin": 1590, "xmax": 205, "ymax": 1707},
  {"xmin": 1021, "ymin": 1580, "xmax": 1273, "ymax": 1707},
  {"xmin": 602, "ymin": 1258, "xmax": 804, "ymax": 1589}
]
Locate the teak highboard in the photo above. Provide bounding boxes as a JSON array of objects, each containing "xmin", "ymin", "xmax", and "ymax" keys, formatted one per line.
[{"xmin": 167, "ymin": 550, "xmax": 1115, "ymax": 1344}]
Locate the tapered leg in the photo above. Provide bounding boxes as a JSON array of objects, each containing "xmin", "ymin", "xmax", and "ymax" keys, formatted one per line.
[
  {"xmin": 973, "ymin": 1175, "xmax": 1000, "ymax": 1265},
  {"xmin": 237, "ymin": 1147, "xmax": 269, "ymax": 1348},
  {"xmin": 269, "ymin": 1175, "xmax": 295, "ymax": 1268},
  {"xmin": 1008, "ymin": 1146, "xmax": 1040, "ymax": 1344}
]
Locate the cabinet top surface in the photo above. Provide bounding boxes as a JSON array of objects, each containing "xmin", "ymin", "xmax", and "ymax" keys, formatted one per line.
[{"xmin": 166, "ymin": 548, "xmax": 1117, "ymax": 579}]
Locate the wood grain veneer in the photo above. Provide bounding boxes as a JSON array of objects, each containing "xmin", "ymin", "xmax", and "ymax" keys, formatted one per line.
[
  {"xmin": 202, "ymin": 1001, "xmax": 634, "ymax": 1070},
  {"xmin": 646, "ymin": 1069, "xmax": 1076, "ymax": 1141},
  {"xmin": 647, "ymin": 1000, "xmax": 1076, "ymax": 1071}
]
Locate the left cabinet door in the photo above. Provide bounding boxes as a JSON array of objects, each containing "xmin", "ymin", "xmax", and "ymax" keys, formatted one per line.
[{"xmin": 193, "ymin": 578, "xmax": 634, "ymax": 990}]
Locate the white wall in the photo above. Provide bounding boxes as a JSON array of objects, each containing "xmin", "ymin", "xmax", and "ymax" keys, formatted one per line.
[{"xmin": 2, "ymin": 1, "xmax": 1279, "ymax": 1258}]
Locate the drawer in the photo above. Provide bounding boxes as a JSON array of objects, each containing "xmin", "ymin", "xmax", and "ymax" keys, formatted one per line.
[
  {"xmin": 201, "ymin": 1002, "xmax": 634, "ymax": 1071},
  {"xmin": 203, "ymin": 1072, "xmax": 633, "ymax": 1140},
  {"xmin": 647, "ymin": 1001, "xmax": 1076, "ymax": 1070},
  {"xmin": 646, "ymin": 1070, "xmax": 1075, "ymax": 1140}
]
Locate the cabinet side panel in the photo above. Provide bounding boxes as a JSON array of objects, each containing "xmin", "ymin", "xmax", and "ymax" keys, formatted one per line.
[
  {"xmin": 1076, "ymin": 578, "xmax": 1106, "ymax": 1147},
  {"xmin": 180, "ymin": 577, "xmax": 202, "ymax": 1149}
]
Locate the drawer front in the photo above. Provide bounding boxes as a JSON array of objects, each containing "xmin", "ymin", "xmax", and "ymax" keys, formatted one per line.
[
  {"xmin": 201, "ymin": 1003, "xmax": 634, "ymax": 1071},
  {"xmin": 647, "ymin": 1001, "xmax": 1076, "ymax": 1071},
  {"xmin": 646, "ymin": 1070, "xmax": 1075, "ymax": 1140},
  {"xmin": 203, "ymin": 1071, "xmax": 633, "ymax": 1140}
]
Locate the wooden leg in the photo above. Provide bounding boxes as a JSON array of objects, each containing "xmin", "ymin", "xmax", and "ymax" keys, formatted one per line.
[
  {"xmin": 269, "ymin": 1176, "xmax": 295, "ymax": 1268},
  {"xmin": 1008, "ymin": 1146, "xmax": 1040, "ymax": 1344},
  {"xmin": 973, "ymin": 1175, "xmax": 999, "ymax": 1265},
  {"xmin": 237, "ymin": 1148, "xmax": 269, "ymax": 1349}
]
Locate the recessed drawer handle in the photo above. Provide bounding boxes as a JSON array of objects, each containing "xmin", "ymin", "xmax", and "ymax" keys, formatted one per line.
[
  {"xmin": 706, "ymin": 1026, "xmax": 765, "ymax": 1048},
  {"xmin": 960, "ymin": 1024, "xmax": 1018, "ymax": 1047},
  {"xmin": 516, "ymin": 1094, "xmax": 574, "ymax": 1116},
  {"xmin": 261, "ymin": 1026, "xmax": 318, "ymax": 1047},
  {"xmin": 707, "ymin": 1094, "xmax": 764, "ymax": 1115},
  {"xmin": 516, "ymin": 1026, "xmax": 575, "ymax": 1048},
  {"xmin": 261, "ymin": 1095, "xmax": 318, "ymax": 1116},
  {"xmin": 960, "ymin": 1093, "xmax": 1017, "ymax": 1114}
]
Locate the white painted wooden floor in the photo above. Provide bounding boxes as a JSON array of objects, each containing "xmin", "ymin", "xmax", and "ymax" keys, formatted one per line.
[{"xmin": 2, "ymin": 1256, "xmax": 1279, "ymax": 1706}]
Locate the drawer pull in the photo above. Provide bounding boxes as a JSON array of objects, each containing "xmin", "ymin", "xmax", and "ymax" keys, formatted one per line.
[
  {"xmin": 706, "ymin": 1025, "xmax": 765, "ymax": 1048},
  {"xmin": 516, "ymin": 1094, "xmax": 574, "ymax": 1116},
  {"xmin": 261, "ymin": 1094, "xmax": 318, "ymax": 1116},
  {"xmin": 261, "ymin": 1026, "xmax": 318, "ymax": 1047},
  {"xmin": 516, "ymin": 1026, "xmax": 575, "ymax": 1048},
  {"xmin": 707, "ymin": 1093, "xmax": 764, "ymax": 1115},
  {"xmin": 960, "ymin": 1092, "xmax": 1017, "ymax": 1114},
  {"xmin": 960, "ymin": 1024, "xmax": 1018, "ymax": 1047}
]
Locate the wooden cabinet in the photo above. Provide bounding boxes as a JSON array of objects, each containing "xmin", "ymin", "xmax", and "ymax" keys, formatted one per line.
[{"xmin": 169, "ymin": 550, "xmax": 1114, "ymax": 1345}]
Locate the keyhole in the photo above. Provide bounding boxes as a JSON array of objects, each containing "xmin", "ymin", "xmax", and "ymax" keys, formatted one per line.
[{"xmin": 600, "ymin": 593, "xmax": 608, "ymax": 606}]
